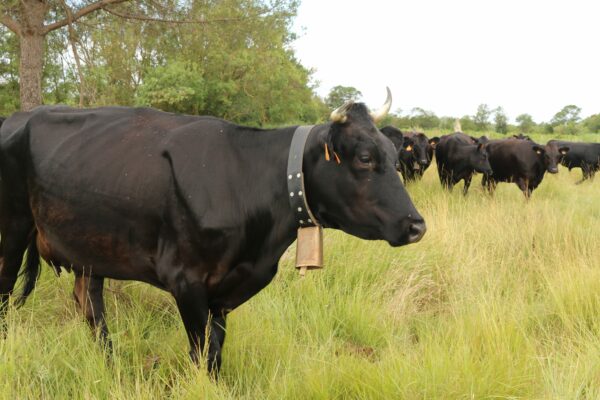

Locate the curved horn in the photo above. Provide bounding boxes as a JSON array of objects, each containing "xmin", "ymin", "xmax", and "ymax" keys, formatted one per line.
[
  {"xmin": 330, "ymin": 100, "xmax": 354, "ymax": 123},
  {"xmin": 370, "ymin": 87, "xmax": 392, "ymax": 123}
]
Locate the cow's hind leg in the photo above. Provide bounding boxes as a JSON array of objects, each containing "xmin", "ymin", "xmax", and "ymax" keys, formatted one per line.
[
  {"xmin": 576, "ymin": 165, "xmax": 591, "ymax": 184},
  {"xmin": 73, "ymin": 273, "xmax": 111, "ymax": 349},
  {"xmin": 438, "ymin": 169, "xmax": 454, "ymax": 191},
  {"xmin": 173, "ymin": 281, "xmax": 222, "ymax": 376}
]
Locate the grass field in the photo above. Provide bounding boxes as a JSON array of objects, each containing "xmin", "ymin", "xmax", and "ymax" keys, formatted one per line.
[{"xmin": 1, "ymin": 133, "xmax": 599, "ymax": 399}]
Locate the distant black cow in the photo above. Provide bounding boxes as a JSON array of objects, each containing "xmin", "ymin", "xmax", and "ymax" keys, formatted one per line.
[
  {"xmin": 380, "ymin": 126, "xmax": 439, "ymax": 182},
  {"xmin": 0, "ymin": 91, "xmax": 426, "ymax": 375},
  {"xmin": 547, "ymin": 140, "xmax": 600, "ymax": 183},
  {"xmin": 512, "ymin": 133, "xmax": 532, "ymax": 141},
  {"xmin": 435, "ymin": 132, "xmax": 492, "ymax": 195},
  {"xmin": 482, "ymin": 139, "xmax": 569, "ymax": 197}
]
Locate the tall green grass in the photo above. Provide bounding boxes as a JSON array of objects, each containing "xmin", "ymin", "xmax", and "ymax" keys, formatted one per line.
[{"xmin": 1, "ymin": 140, "xmax": 599, "ymax": 399}]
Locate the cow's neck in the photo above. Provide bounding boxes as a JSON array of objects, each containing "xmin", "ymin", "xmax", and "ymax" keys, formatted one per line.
[{"xmin": 237, "ymin": 125, "xmax": 325, "ymax": 263}]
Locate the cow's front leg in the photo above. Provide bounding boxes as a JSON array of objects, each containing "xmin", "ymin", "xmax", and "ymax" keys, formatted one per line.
[
  {"xmin": 516, "ymin": 178, "xmax": 532, "ymax": 199},
  {"xmin": 172, "ymin": 281, "xmax": 222, "ymax": 375},
  {"xmin": 462, "ymin": 174, "xmax": 473, "ymax": 196}
]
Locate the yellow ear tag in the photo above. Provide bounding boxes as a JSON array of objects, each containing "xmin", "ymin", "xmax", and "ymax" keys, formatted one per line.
[
  {"xmin": 324, "ymin": 143, "xmax": 330, "ymax": 161},
  {"xmin": 406, "ymin": 145, "xmax": 413, "ymax": 151}
]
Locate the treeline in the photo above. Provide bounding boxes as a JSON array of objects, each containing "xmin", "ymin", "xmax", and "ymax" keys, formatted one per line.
[
  {"xmin": 383, "ymin": 104, "xmax": 600, "ymax": 136},
  {"xmin": 0, "ymin": 0, "xmax": 328, "ymax": 126}
]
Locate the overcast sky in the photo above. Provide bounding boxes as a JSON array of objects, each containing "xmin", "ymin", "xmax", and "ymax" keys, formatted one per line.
[{"xmin": 291, "ymin": 0, "xmax": 599, "ymax": 123}]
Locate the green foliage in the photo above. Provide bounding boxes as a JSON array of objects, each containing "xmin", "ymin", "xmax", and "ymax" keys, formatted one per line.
[
  {"xmin": 409, "ymin": 107, "xmax": 440, "ymax": 130},
  {"xmin": 459, "ymin": 115, "xmax": 476, "ymax": 132},
  {"xmin": 136, "ymin": 62, "xmax": 206, "ymax": 114},
  {"xmin": 551, "ymin": 104, "xmax": 582, "ymax": 126},
  {"xmin": 0, "ymin": 26, "xmax": 19, "ymax": 114},
  {"xmin": 583, "ymin": 114, "xmax": 600, "ymax": 133},
  {"xmin": 473, "ymin": 103, "xmax": 491, "ymax": 131},
  {"xmin": 325, "ymin": 85, "xmax": 362, "ymax": 109},
  {"xmin": 493, "ymin": 107, "xmax": 508, "ymax": 134},
  {"xmin": 1, "ymin": 0, "xmax": 325, "ymax": 125},
  {"xmin": 516, "ymin": 113, "xmax": 536, "ymax": 133}
]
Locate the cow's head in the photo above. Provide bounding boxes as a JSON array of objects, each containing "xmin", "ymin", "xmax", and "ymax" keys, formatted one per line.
[
  {"xmin": 378, "ymin": 126, "xmax": 404, "ymax": 171},
  {"xmin": 304, "ymin": 89, "xmax": 426, "ymax": 246},
  {"xmin": 469, "ymin": 142, "xmax": 493, "ymax": 174},
  {"xmin": 513, "ymin": 133, "xmax": 532, "ymax": 141},
  {"xmin": 533, "ymin": 143, "xmax": 569, "ymax": 174},
  {"xmin": 398, "ymin": 133, "xmax": 429, "ymax": 171}
]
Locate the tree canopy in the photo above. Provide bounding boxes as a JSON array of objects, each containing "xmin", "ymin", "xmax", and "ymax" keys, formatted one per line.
[{"xmin": 0, "ymin": 0, "xmax": 326, "ymax": 126}]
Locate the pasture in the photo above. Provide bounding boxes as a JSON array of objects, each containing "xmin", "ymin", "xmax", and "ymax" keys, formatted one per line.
[{"xmin": 1, "ymin": 132, "xmax": 599, "ymax": 399}]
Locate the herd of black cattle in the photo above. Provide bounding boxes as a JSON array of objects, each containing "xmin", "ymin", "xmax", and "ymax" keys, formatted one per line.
[
  {"xmin": 0, "ymin": 96, "xmax": 597, "ymax": 376},
  {"xmin": 381, "ymin": 126, "xmax": 600, "ymax": 198}
]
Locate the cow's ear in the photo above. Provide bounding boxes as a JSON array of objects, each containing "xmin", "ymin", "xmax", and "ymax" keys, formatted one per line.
[
  {"xmin": 532, "ymin": 145, "xmax": 544, "ymax": 155},
  {"xmin": 429, "ymin": 137, "xmax": 440, "ymax": 148},
  {"xmin": 559, "ymin": 146, "xmax": 570, "ymax": 155}
]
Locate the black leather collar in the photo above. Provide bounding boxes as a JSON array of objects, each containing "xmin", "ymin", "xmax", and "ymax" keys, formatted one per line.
[{"xmin": 287, "ymin": 125, "xmax": 320, "ymax": 228}]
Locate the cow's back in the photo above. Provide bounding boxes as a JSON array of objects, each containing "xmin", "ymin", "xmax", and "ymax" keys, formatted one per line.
[
  {"xmin": 549, "ymin": 140, "xmax": 600, "ymax": 168},
  {"xmin": 486, "ymin": 139, "xmax": 543, "ymax": 181},
  {"xmin": 0, "ymin": 106, "xmax": 237, "ymax": 283}
]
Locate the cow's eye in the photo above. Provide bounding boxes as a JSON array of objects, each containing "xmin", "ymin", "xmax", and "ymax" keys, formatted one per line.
[{"xmin": 358, "ymin": 153, "xmax": 372, "ymax": 163}]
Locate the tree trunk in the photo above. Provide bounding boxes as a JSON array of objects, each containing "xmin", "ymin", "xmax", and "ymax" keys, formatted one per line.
[
  {"xmin": 19, "ymin": 33, "xmax": 45, "ymax": 111},
  {"xmin": 19, "ymin": 0, "xmax": 49, "ymax": 111}
]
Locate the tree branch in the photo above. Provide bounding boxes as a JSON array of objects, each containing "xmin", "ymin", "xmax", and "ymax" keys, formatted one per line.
[
  {"xmin": 1, "ymin": 13, "xmax": 21, "ymax": 35},
  {"xmin": 102, "ymin": 6, "xmax": 272, "ymax": 25},
  {"xmin": 43, "ymin": 0, "xmax": 130, "ymax": 34},
  {"xmin": 58, "ymin": 0, "xmax": 86, "ymax": 107}
]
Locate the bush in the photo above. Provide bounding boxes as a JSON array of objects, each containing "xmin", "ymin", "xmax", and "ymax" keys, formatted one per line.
[{"xmin": 136, "ymin": 61, "xmax": 206, "ymax": 115}]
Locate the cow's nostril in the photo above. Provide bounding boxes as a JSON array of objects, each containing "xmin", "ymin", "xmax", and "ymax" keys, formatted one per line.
[{"xmin": 407, "ymin": 220, "xmax": 426, "ymax": 244}]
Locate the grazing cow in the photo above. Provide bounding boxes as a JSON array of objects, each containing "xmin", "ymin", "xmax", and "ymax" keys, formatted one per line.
[
  {"xmin": 0, "ymin": 90, "xmax": 426, "ymax": 375},
  {"xmin": 547, "ymin": 140, "xmax": 600, "ymax": 183},
  {"xmin": 482, "ymin": 139, "xmax": 569, "ymax": 197},
  {"xmin": 380, "ymin": 126, "xmax": 439, "ymax": 181},
  {"xmin": 435, "ymin": 133, "xmax": 492, "ymax": 195}
]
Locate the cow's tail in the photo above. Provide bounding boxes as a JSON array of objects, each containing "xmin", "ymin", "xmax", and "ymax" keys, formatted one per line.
[{"xmin": 15, "ymin": 231, "xmax": 41, "ymax": 308}]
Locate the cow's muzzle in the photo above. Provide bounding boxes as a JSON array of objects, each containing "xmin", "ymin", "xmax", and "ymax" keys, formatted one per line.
[
  {"xmin": 387, "ymin": 217, "xmax": 427, "ymax": 246},
  {"xmin": 407, "ymin": 220, "xmax": 426, "ymax": 244}
]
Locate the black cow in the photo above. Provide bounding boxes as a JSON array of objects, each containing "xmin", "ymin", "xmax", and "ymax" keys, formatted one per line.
[
  {"xmin": 0, "ymin": 92, "xmax": 426, "ymax": 375},
  {"xmin": 547, "ymin": 140, "xmax": 600, "ymax": 183},
  {"xmin": 482, "ymin": 139, "xmax": 569, "ymax": 197},
  {"xmin": 380, "ymin": 126, "xmax": 439, "ymax": 182},
  {"xmin": 435, "ymin": 132, "xmax": 492, "ymax": 195},
  {"xmin": 512, "ymin": 133, "xmax": 533, "ymax": 141}
]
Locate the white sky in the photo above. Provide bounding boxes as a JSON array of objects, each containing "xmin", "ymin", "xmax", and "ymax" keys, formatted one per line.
[{"xmin": 291, "ymin": 0, "xmax": 599, "ymax": 123}]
